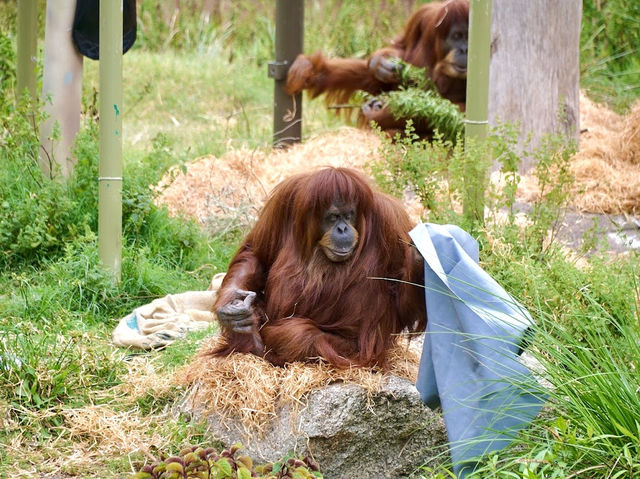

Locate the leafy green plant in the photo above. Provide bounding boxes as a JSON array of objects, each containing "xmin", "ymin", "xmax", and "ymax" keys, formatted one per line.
[
  {"xmin": 0, "ymin": 98, "xmax": 79, "ymax": 267},
  {"xmin": 368, "ymin": 122, "xmax": 468, "ymax": 226},
  {"xmin": 361, "ymin": 62, "xmax": 465, "ymax": 143},
  {"xmin": 484, "ymin": 122, "xmax": 523, "ymax": 227},
  {"xmin": 132, "ymin": 444, "xmax": 322, "ymax": 479},
  {"xmin": 0, "ymin": 98, "xmax": 212, "ymax": 271},
  {"xmin": 369, "ymin": 118, "xmax": 576, "ymax": 251},
  {"xmin": 0, "ymin": 27, "xmax": 15, "ymax": 100},
  {"xmin": 384, "ymin": 87, "xmax": 464, "ymax": 143},
  {"xmin": 524, "ymin": 134, "xmax": 576, "ymax": 254}
]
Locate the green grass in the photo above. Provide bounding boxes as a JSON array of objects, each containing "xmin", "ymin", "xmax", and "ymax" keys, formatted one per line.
[
  {"xmin": 463, "ymin": 275, "xmax": 640, "ymax": 479},
  {"xmin": 581, "ymin": 0, "xmax": 640, "ymax": 112},
  {"xmin": 1, "ymin": 1, "xmax": 640, "ymax": 477}
]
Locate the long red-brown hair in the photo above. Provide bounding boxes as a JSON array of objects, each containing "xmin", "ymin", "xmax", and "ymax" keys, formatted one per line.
[
  {"xmin": 210, "ymin": 167, "xmax": 426, "ymax": 368},
  {"xmin": 396, "ymin": 0, "xmax": 470, "ymax": 68}
]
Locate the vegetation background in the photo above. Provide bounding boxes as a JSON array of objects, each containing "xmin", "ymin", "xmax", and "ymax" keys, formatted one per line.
[{"xmin": 0, "ymin": 0, "xmax": 639, "ymax": 477}]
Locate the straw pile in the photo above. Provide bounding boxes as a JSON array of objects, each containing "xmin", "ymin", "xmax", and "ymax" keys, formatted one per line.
[
  {"xmin": 64, "ymin": 405, "xmax": 171, "ymax": 460},
  {"xmin": 155, "ymin": 93, "xmax": 640, "ymax": 219},
  {"xmin": 568, "ymin": 93, "xmax": 640, "ymax": 213},
  {"xmin": 154, "ymin": 127, "xmax": 383, "ymax": 226},
  {"xmin": 58, "ymin": 356, "xmax": 179, "ymax": 469},
  {"xmin": 175, "ymin": 335, "xmax": 422, "ymax": 437}
]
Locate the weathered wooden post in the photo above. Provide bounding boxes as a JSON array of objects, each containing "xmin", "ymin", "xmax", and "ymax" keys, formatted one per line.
[
  {"xmin": 269, "ymin": 0, "xmax": 304, "ymax": 147},
  {"xmin": 98, "ymin": 0, "xmax": 123, "ymax": 281},
  {"xmin": 16, "ymin": 0, "xmax": 38, "ymax": 102},
  {"xmin": 463, "ymin": 0, "xmax": 492, "ymax": 226},
  {"xmin": 489, "ymin": 0, "xmax": 582, "ymax": 172}
]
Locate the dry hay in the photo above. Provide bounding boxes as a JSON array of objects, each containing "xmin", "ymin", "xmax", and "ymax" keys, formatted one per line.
[
  {"xmin": 63, "ymin": 405, "xmax": 172, "ymax": 461},
  {"xmin": 154, "ymin": 127, "xmax": 383, "ymax": 226},
  {"xmin": 565, "ymin": 94, "xmax": 640, "ymax": 214},
  {"xmin": 114, "ymin": 355, "xmax": 177, "ymax": 403},
  {"xmin": 156, "ymin": 95, "xmax": 640, "ymax": 223},
  {"xmin": 514, "ymin": 94, "xmax": 640, "ymax": 213},
  {"xmin": 619, "ymin": 103, "xmax": 640, "ymax": 165},
  {"xmin": 1, "ymin": 356, "xmax": 182, "ymax": 477},
  {"xmin": 34, "ymin": 356, "xmax": 182, "ymax": 476},
  {"xmin": 175, "ymin": 335, "xmax": 422, "ymax": 438}
]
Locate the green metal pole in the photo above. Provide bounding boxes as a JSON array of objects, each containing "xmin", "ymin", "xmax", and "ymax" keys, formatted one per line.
[
  {"xmin": 98, "ymin": 0, "xmax": 123, "ymax": 281},
  {"xmin": 270, "ymin": 0, "xmax": 304, "ymax": 147},
  {"xmin": 463, "ymin": 0, "xmax": 492, "ymax": 226},
  {"xmin": 16, "ymin": 0, "xmax": 38, "ymax": 102}
]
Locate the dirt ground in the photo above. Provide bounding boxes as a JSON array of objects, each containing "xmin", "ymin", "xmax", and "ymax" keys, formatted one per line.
[{"xmin": 155, "ymin": 94, "xmax": 640, "ymax": 254}]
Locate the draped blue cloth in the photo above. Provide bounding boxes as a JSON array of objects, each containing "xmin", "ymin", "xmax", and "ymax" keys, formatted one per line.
[{"xmin": 409, "ymin": 223, "xmax": 544, "ymax": 478}]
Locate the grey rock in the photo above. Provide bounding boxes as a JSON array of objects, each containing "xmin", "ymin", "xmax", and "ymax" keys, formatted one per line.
[{"xmin": 184, "ymin": 375, "xmax": 448, "ymax": 479}]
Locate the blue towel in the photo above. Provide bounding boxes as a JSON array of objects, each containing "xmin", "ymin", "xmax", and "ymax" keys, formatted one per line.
[{"xmin": 409, "ymin": 223, "xmax": 544, "ymax": 478}]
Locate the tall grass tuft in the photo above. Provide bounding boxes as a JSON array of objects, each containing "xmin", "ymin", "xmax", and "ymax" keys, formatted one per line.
[
  {"xmin": 465, "ymin": 276, "xmax": 640, "ymax": 478},
  {"xmin": 581, "ymin": 0, "xmax": 640, "ymax": 111}
]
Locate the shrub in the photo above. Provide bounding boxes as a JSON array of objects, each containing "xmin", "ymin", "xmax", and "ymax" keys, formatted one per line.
[{"xmin": 131, "ymin": 444, "xmax": 322, "ymax": 479}]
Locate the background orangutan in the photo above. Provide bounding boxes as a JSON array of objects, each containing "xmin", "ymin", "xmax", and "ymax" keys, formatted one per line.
[
  {"xmin": 210, "ymin": 168, "xmax": 426, "ymax": 368},
  {"xmin": 285, "ymin": 0, "xmax": 469, "ymax": 135}
]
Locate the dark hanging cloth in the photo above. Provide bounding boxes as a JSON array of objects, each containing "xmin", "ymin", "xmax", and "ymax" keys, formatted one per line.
[{"xmin": 72, "ymin": 0, "xmax": 137, "ymax": 60}]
